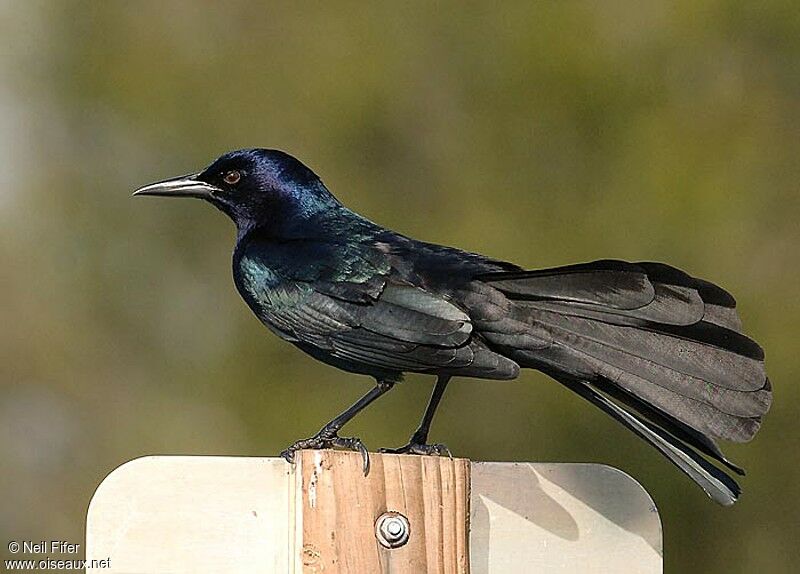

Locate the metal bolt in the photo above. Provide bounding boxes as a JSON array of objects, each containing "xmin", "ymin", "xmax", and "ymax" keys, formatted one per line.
[{"xmin": 375, "ymin": 511, "xmax": 410, "ymax": 549}]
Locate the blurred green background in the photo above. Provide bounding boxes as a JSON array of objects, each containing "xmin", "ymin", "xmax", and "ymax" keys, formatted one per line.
[{"xmin": 1, "ymin": 1, "xmax": 798, "ymax": 571}]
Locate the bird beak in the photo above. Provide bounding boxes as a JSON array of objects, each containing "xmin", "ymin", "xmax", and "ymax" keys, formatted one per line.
[{"xmin": 132, "ymin": 173, "xmax": 220, "ymax": 200}]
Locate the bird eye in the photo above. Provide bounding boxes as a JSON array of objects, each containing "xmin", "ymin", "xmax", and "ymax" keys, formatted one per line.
[{"xmin": 223, "ymin": 170, "xmax": 241, "ymax": 185}]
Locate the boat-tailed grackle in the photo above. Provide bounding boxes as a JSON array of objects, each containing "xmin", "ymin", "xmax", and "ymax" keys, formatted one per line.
[{"xmin": 135, "ymin": 148, "xmax": 771, "ymax": 505}]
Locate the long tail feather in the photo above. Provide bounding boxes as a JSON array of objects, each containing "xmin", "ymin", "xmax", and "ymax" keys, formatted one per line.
[{"xmin": 560, "ymin": 377, "xmax": 741, "ymax": 506}]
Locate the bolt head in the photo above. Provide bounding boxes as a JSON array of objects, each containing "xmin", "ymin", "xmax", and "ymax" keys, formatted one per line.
[{"xmin": 375, "ymin": 511, "xmax": 410, "ymax": 549}]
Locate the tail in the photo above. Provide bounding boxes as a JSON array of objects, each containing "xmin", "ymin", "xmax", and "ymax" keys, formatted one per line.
[{"xmin": 477, "ymin": 260, "xmax": 771, "ymax": 505}]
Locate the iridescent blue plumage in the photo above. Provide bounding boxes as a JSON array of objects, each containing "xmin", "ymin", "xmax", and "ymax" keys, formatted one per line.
[{"xmin": 136, "ymin": 148, "xmax": 770, "ymax": 503}]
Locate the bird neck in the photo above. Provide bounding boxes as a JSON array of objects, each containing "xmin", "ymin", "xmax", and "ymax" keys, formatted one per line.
[{"xmin": 235, "ymin": 201, "xmax": 379, "ymax": 245}]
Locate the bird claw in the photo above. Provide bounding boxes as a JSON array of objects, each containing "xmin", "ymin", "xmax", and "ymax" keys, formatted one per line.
[
  {"xmin": 380, "ymin": 442, "xmax": 452, "ymax": 458},
  {"xmin": 280, "ymin": 432, "xmax": 371, "ymax": 475},
  {"xmin": 330, "ymin": 436, "xmax": 371, "ymax": 475}
]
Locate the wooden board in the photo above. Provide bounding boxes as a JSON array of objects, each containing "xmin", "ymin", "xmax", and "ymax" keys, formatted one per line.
[
  {"xmin": 298, "ymin": 450, "xmax": 469, "ymax": 573},
  {"xmin": 85, "ymin": 454, "xmax": 662, "ymax": 573}
]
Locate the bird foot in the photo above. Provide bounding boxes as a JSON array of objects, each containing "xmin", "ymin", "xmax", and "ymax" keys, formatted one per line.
[
  {"xmin": 380, "ymin": 441, "xmax": 452, "ymax": 457},
  {"xmin": 281, "ymin": 432, "xmax": 371, "ymax": 475}
]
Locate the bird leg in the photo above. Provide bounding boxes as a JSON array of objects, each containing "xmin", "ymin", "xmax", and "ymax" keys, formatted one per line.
[
  {"xmin": 281, "ymin": 380, "xmax": 394, "ymax": 474},
  {"xmin": 381, "ymin": 375, "xmax": 452, "ymax": 457}
]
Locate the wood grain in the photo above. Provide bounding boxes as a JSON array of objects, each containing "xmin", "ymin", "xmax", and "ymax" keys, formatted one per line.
[{"xmin": 297, "ymin": 450, "xmax": 470, "ymax": 574}]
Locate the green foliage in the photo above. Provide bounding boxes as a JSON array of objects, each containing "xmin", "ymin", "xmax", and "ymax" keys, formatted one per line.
[{"xmin": 1, "ymin": 2, "xmax": 797, "ymax": 571}]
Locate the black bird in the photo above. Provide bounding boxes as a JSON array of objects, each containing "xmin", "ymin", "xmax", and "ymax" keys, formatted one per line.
[{"xmin": 134, "ymin": 148, "xmax": 771, "ymax": 505}]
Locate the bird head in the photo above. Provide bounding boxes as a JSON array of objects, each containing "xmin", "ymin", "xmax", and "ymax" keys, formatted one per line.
[{"xmin": 133, "ymin": 148, "xmax": 339, "ymax": 230}]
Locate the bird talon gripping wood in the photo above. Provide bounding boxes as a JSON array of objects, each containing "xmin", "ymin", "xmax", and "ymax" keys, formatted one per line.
[
  {"xmin": 135, "ymin": 148, "xmax": 771, "ymax": 505},
  {"xmin": 280, "ymin": 434, "xmax": 371, "ymax": 474}
]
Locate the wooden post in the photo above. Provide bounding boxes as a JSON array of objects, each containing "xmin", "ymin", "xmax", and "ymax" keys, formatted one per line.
[{"xmin": 298, "ymin": 450, "xmax": 470, "ymax": 573}]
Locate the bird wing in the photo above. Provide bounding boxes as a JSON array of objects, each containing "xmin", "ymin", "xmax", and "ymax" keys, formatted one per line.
[
  {"xmin": 332, "ymin": 284, "xmax": 481, "ymax": 372},
  {"xmin": 260, "ymin": 278, "xmax": 478, "ymax": 374},
  {"xmin": 238, "ymin": 234, "xmax": 525, "ymax": 378},
  {"xmin": 237, "ymin": 236, "xmax": 492, "ymax": 374}
]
